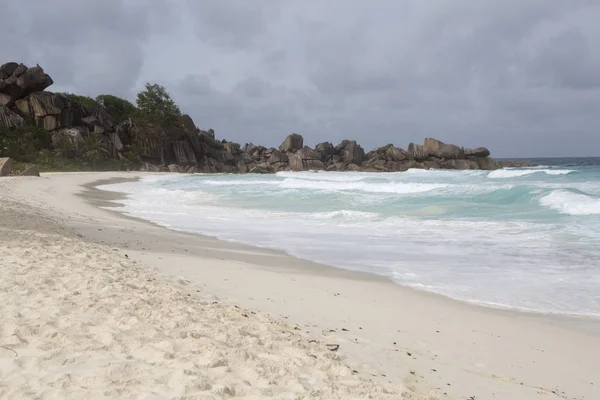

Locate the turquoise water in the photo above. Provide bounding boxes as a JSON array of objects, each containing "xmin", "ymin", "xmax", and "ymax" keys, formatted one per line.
[{"xmin": 100, "ymin": 160, "xmax": 600, "ymax": 317}]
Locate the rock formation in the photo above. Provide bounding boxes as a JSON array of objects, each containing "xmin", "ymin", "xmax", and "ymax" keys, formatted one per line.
[
  {"xmin": 21, "ymin": 164, "xmax": 40, "ymax": 177},
  {"xmin": 0, "ymin": 105, "xmax": 24, "ymax": 128},
  {"xmin": 0, "ymin": 157, "xmax": 12, "ymax": 176},
  {"xmin": 0, "ymin": 61, "xmax": 517, "ymax": 174},
  {"xmin": 0, "ymin": 63, "xmax": 53, "ymax": 107}
]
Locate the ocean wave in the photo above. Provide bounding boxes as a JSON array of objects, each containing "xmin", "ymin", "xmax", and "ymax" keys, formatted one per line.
[
  {"xmin": 275, "ymin": 171, "xmax": 369, "ymax": 182},
  {"xmin": 487, "ymin": 169, "xmax": 575, "ymax": 179},
  {"xmin": 539, "ymin": 190, "xmax": 600, "ymax": 215},
  {"xmin": 201, "ymin": 179, "xmax": 279, "ymax": 186},
  {"xmin": 307, "ymin": 210, "xmax": 380, "ymax": 220},
  {"xmin": 279, "ymin": 178, "xmax": 448, "ymax": 194},
  {"xmin": 404, "ymin": 168, "xmax": 487, "ymax": 177}
]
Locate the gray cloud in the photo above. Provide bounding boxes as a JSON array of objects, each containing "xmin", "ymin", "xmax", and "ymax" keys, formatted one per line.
[
  {"xmin": 0, "ymin": 0, "xmax": 176, "ymax": 98},
  {"xmin": 1, "ymin": 0, "xmax": 600, "ymax": 157}
]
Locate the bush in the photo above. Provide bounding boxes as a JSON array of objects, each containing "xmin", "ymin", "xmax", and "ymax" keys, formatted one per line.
[
  {"xmin": 96, "ymin": 94, "xmax": 137, "ymax": 123},
  {"xmin": 0, "ymin": 124, "xmax": 52, "ymax": 162},
  {"xmin": 84, "ymin": 133, "xmax": 110, "ymax": 169},
  {"xmin": 55, "ymin": 92, "xmax": 99, "ymax": 110},
  {"xmin": 136, "ymin": 83, "xmax": 181, "ymax": 128}
]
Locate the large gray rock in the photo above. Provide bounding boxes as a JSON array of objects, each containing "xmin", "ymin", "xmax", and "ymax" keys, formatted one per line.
[
  {"xmin": 237, "ymin": 160, "xmax": 249, "ymax": 173},
  {"xmin": 366, "ymin": 144, "xmax": 407, "ymax": 163},
  {"xmin": 315, "ymin": 142, "xmax": 335, "ymax": 162},
  {"xmin": 335, "ymin": 140, "xmax": 365, "ymax": 164},
  {"xmin": 0, "ymin": 105, "xmax": 24, "ymax": 128},
  {"xmin": 51, "ymin": 126, "xmax": 89, "ymax": 153},
  {"xmin": 496, "ymin": 160, "xmax": 534, "ymax": 168},
  {"xmin": 267, "ymin": 149, "xmax": 288, "ymax": 164},
  {"xmin": 179, "ymin": 114, "xmax": 197, "ymax": 131},
  {"xmin": 172, "ymin": 140, "xmax": 197, "ymax": 165},
  {"xmin": 465, "ymin": 147, "xmax": 491, "ymax": 158},
  {"xmin": 0, "ymin": 62, "xmax": 19, "ymax": 79},
  {"xmin": 407, "ymin": 143, "xmax": 429, "ymax": 161},
  {"xmin": 0, "ymin": 157, "xmax": 12, "ymax": 176},
  {"xmin": 0, "ymin": 63, "xmax": 53, "ymax": 107},
  {"xmin": 289, "ymin": 147, "xmax": 325, "ymax": 171},
  {"xmin": 14, "ymin": 92, "xmax": 89, "ymax": 131},
  {"xmin": 475, "ymin": 156, "xmax": 498, "ymax": 170},
  {"xmin": 140, "ymin": 162, "xmax": 161, "ymax": 172},
  {"xmin": 440, "ymin": 159, "xmax": 479, "ymax": 169},
  {"xmin": 423, "ymin": 138, "xmax": 464, "ymax": 159},
  {"xmin": 250, "ymin": 164, "xmax": 271, "ymax": 174},
  {"xmin": 168, "ymin": 164, "xmax": 184, "ymax": 173},
  {"xmin": 21, "ymin": 164, "xmax": 40, "ymax": 177},
  {"xmin": 279, "ymin": 133, "xmax": 304, "ymax": 153}
]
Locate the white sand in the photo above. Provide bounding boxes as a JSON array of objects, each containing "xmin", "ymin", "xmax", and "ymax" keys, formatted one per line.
[{"xmin": 1, "ymin": 172, "xmax": 599, "ymax": 400}]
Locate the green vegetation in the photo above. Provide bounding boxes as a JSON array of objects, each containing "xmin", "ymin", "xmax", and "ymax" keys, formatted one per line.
[
  {"xmin": 0, "ymin": 124, "xmax": 52, "ymax": 162},
  {"xmin": 1, "ymin": 81, "xmax": 187, "ymax": 173},
  {"xmin": 136, "ymin": 83, "xmax": 181, "ymax": 127},
  {"xmin": 84, "ymin": 133, "xmax": 109, "ymax": 169},
  {"xmin": 96, "ymin": 94, "xmax": 136, "ymax": 122},
  {"xmin": 55, "ymin": 92, "xmax": 99, "ymax": 110}
]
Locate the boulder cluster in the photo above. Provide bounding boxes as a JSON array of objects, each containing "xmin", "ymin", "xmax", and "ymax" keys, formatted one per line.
[{"xmin": 1, "ymin": 61, "xmax": 507, "ymax": 174}]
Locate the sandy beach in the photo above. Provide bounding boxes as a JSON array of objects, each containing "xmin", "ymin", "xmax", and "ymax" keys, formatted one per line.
[{"xmin": 1, "ymin": 172, "xmax": 599, "ymax": 400}]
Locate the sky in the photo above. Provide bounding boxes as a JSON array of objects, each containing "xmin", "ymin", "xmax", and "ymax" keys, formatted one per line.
[{"xmin": 1, "ymin": 0, "xmax": 599, "ymax": 157}]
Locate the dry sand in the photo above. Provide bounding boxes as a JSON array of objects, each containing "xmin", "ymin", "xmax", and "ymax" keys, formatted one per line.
[{"xmin": 1, "ymin": 172, "xmax": 599, "ymax": 400}]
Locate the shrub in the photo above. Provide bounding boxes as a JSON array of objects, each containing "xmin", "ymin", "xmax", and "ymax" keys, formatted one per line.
[
  {"xmin": 55, "ymin": 92, "xmax": 99, "ymax": 110},
  {"xmin": 96, "ymin": 94, "xmax": 137, "ymax": 123},
  {"xmin": 136, "ymin": 83, "xmax": 181, "ymax": 128}
]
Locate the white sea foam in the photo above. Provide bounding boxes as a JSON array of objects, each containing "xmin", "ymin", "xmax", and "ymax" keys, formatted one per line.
[
  {"xmin": 306, "ymin": 210, "xmax": 380, "ymax": 220},
  {"xmin": 279, "ymin": 178, "xmax": 448, "ymax": 193},
  {"xmin": 202, "ymin": 180, "xmax": 279, "ymax": 186},
  {"xmin": 539, "ymin": 190, "xmax": 600, "ymax": 215},
  {"xmin": 275, "ymin": 171, "xmax": 370, "ymax": 182},
  {"xmin": 403, "ymin": 168, "xmax": 487, "ymax": 177},
  {"xmin": 487, "ymin": 169, "xmax": 575, "ymax": 178},
  {"xmin": 100, "ymin": 168, "xmax": 600, "ymax": 317}
]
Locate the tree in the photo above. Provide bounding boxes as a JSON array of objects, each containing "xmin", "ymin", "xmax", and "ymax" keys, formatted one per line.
[
  {"xmin": 0, "ymin": 124, "xmax": 52, "ymax": 161},
  {"xmin": 56, "ymin": 92, "xmax": 99, "ymax": 110},
  {"xmin": 96, "ymin": 94, "xmax": 137, "ymax": 123},
  {"xmin": 135, "ymin": 83, "xmax": 181, "ymax": 127},
  {"xmin": 84, "ymin": 133, "xmax": 108, "ymax": 169}
]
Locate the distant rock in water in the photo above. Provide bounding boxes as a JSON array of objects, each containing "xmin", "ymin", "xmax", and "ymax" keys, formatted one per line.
[
  {"xmin": 496, "ymin": 160, "xmax": 536, "ymax": 168},
  {"xmin": 0, "ymin": 61, "xmax": 531, "ymax": 174}
]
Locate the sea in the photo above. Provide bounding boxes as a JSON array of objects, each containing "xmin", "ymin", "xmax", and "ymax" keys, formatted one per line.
[{"xmin": 99, "ymin": 157, "xmax": 600, "ymax": 317}]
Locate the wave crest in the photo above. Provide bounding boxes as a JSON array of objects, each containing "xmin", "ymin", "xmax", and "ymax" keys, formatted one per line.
[
  {"xmin": 488, "ymin": 169, "xmax": 575, "ymax": 179},
  {"xmin": 539, "ymin": 190, "xmax": 600, "ymax": 215}
]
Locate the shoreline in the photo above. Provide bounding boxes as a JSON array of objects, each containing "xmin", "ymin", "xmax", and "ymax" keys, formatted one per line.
[
  {"xmin": 93, "ymin": 174, "xmax": 600, "ymax": 331},
  {"xmin": 2, "ymin": 172, "xmax": 600, "ymax": 399}
]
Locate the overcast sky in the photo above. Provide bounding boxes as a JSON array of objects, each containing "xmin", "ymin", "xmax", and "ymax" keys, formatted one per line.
[{"xmin": 1, "ymin": 1, "xmax": 599, "ymax": 157}]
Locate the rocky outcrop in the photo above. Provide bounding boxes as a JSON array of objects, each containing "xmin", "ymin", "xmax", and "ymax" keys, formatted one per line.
[
  {"xmin": 14, "ymin": 91, "xmax": 89, "ymax": 131},
  {"xmin": 407, "ymin": 143, "xmax": 429, "ymax": 161},
  {"xmin": 363, "ymin": 144, "xmax": 408, "ymax": 171},
  {"xmin": 279, "ymin": 133, "xmax": 303, "ymax": 153},
  {"xmin": 0, "ymin": 157, "xmax": 12, "ymax": 176},
  {"xmin": 0, "ymin": 105, "xmax": 24, "ymax": 128},
  {"xmin": 424, "ymin": 138, "xmax": 465, "ymax": 159},
  {"xmin": 289, "ymin": 147, "xmax": 325, "ymax": 171},
  {"xmin": 0, "ymin": 61, "xmax": 516, "ymax": 175},
  {"xmin": 465, "ymin": 147, "xmax": 491, "ymax": 158},
  {"xmin": 0, "ymin": 63, "xmax": 53, "ymax": 107},
  {"xmin": 51, "ymin": 127, "xmax": 88, "ymax": 153},
  {"xmin": 336, "ymin": 140, "xmax": 365, "ymax": 165},
  {"xmin": 496, "ymin": 160, "xmax": 534, "ymax": 168},
  {"xmin": 21, "ymin": 164, "xmax": 40, "ymax": 176}
]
